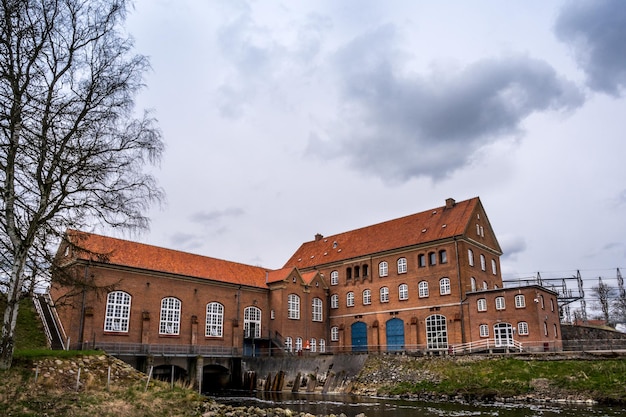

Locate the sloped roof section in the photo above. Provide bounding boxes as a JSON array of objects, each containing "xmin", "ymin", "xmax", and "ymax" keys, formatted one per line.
[
  {"xmin": 63, "ymin": 230, "xmax": 270, "ymax": 288},
  {"xmin": 283, "ymin": 197, "xmax": 484, "ymax": 269}
]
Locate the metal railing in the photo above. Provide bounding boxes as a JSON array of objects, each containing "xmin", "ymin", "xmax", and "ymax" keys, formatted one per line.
[
  {"xmin": 83, "ymin": 342, "xmax": 239, "ymax": 357},
  {"xmin": 450, "ymin": 339, "xmax": 523, "ymax": 355}
]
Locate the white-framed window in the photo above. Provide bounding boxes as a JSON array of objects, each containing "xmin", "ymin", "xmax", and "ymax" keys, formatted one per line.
[
  {"xmin": 330, "ymin": 270, "xmax": 339, "ymax": 285},
  {"xmin": 553, "ymin": 324, "xmax": 558, "ymax": 338},
  {"xmin": 482, "ymin": 281, "xmax": 488, "ymax": 290},
  {"xmin": 380, "ymin": 287, "xmax": 389, "ymax": 303},
  {"xmin": 550, "ymin": 298, "xmax": 555, "ymax": 312},
  {"xmin": 426, "ymin": 314, "xmax": 448, "ymax": 350},
  {"xmin": 439, "ymin": 250, "xmax": 447, "ymax": 264},
  {"xmin": 206, "ymin": 302, "xmax": 224, "ymax": 337},
  {"xmin": 518, "ymin": 321, "xmax": 529, "ymax": 335},
  {"xmin": 330, "ymin": 294, "xmax": 339, "ymax": 309},
  {"xmin": 363, "ymin": 289, "xmax": 371, "ymax": 305},
  {"xmin": 418, "ymin": 281, "xmax": 429, "ymax": 298},
  {"xmin": 312, "ymin": 298, "xmax": 323, "ymax": 322},
  {"xmin": 310, "ymin": 338, "xmax": 317, "ymax": 352},
  {"xmin": 468, "ymin": 249, "xmax": 474, "ymax": 266},
  {"xmin": 476, "ymin": 224, "xmax": 481, "ymax": 235},
  {"xmin": 319, "ymin": 338, "xmax": 326, "ymax": 353},
  {"xmin": 296, "ymin": 337, "xmax": 303, "ymax": 351},
  {"xmin": 104, "ymin": 291, "xmax": 131, "ymax": 332},
  {"xmin": 271, "ymin": 309, "xmax": 275, "ymax": 320},
  {"xmin": 288, "ymin": 294, "xmax": 300, "ymax": 319},
  {"xmin": 477, "ymin": 298, "xmax": 487, "ymax": 312},
  {"xmin": 285, "ymin": 336, "xmax": 293, "ymax": 352},
  {"xmin": 543, "ymin": 322, "xmax": 548, "ymax": 336},
  {"xmin": 159, "ymin": 297, "xmax": 181, "ymax": 335},
  {"xmin": 471, "ymin": 277, "xmax": 477, "ymax": 292},
  {"xmin": 479, "ymin": 324, "xmax": 489, "ymax": 337},
  {"xmin": 347, "ymin": 291, "xmax": 355, "ymax": 307},
  {"xmin": 379, "ymin": 261, "xmax": 388, "ymax": 277},
  {"xmin": 480, "ymin": 254, "xmax": 486, "ymax": 271},
  {"xmin": 399, "ymin": 283, "xmax": 409, "ymax": 300},
  {"xmin": 515, "ymin": 294, "xmax": 526, "ymax": 308},
  {"xmin": 491, "ymin": 259, "xmax": 497, "ymax": 275},
  {"xmin": 244, "ymin": 306, "xmax": 262, "ymax": 338},
  {"xmin": 331, "ymin": 326, "xmax": 339, "ymax": 341},
  {"xmin": 397, "ymin": 257, "xmax": 407, "ymax": 274},
  {"xmin": 439, "ymin": 277, "xmax": 451, "ymax": 295},
  {"xmin": 495, "ymin": 296, "xmax": 506, "ymax": 310}
]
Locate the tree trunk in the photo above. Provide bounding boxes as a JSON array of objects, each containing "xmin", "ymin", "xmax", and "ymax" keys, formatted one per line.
[{"xmin": 0, "ymin": 293, "xmax": 21, "ymax": 370}]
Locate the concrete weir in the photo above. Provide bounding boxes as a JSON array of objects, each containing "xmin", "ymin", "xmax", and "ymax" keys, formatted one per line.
[{"xmin": 241, "ymin": 354, "xmax": 368, "ymax": 393}]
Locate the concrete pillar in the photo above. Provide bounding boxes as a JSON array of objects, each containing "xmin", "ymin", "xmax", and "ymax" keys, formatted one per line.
[{"xmin": 195, "ymin": 356, "xmax": 204, "ymax": 393}]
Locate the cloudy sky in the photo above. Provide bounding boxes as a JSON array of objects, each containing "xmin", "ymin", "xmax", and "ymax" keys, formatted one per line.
[{"xmin": 121, "ymin": 0, "xmax": 625, "ymax": 298}]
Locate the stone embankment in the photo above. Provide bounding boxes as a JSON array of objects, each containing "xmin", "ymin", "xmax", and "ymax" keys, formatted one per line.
[{"xmin": 202, "ymin": 402, "xmax": 363, "ymax": 417}]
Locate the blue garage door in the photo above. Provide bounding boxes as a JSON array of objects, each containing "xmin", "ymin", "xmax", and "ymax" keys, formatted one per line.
[
  {"xmin": 351, "ymin": 322, "xmax": 368, "ymax": 352},
  {"xmin": 386, "ymin": 318, "xmax": 405, "ymax": 351}
]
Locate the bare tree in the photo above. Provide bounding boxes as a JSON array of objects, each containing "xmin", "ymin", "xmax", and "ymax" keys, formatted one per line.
[
  {"xmin": 590, "ymin": 277, "xmax": 615, "ymax": 327},
  {"xmin": 0, "ymin": 0, "xmax": 164, "ymax": 369}
]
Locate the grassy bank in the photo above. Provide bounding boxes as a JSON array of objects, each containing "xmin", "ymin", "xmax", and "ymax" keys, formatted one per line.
[{"xmin": 354, "ymin": 354, "xmax": 626, "ymax": 404}]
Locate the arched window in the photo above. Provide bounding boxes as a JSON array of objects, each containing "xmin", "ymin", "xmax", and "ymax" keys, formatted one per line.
[
  {"xmin": 491, "ymin": 259, "xmax": 497, "ymax": 275},
  {"xmin": 310, "ymin": 338, "xmax": 317, "ymax": 352},
  {"xmin": 495, "ymin": 296, "xmax": 506, "ymax": 310},
  {"xmin": 312, "ymin": 298, "xmax": 323, "ymax": 322},
  {"xmin": 319, "ymin": 339, "xmax": 326, "ymax": 353},
  {"xmin": 477, "ymin": 298, "xmax": 487, "ymax": 311},
  {"xmin": 159, "ymin": 297, "xmax": 181, "ymax": 335},
  {"xmin": 470, "ymin": 277, "xmax": 477, "ymax": 292},
  {"xmin": 379, "ymin": 261, "xmax": 388, "ymax": 277},
  {"xmin": 518, "ymin": 322, "xmax": 529, "ymax": 335},
  {"xmin": 288, "ymin": 294, "xmax": 300, "ymax": 319},
  {"xmin": 104, "ymin": 291, "xmax": 131, "ymax": 332},
  {"xmin": 426, "ymin": 314, "xmax": 448, "ymax": 350},
  {"xmin": 479, "ymin": 324, "xmax": 489, "ymax": 337},
  {"xmin": 380, "ymin": 287, "xmax": 389, "ymax": 302},
  {"xmin": 468, "ymin": 249, "xmax": 474, "ymax": 266},
  {"xmin": 346, "ymin": 291, "xmax": 355, "ymax": 307},
  {"xmin": 439, "ymin": 250, "xmax": 447, "ymax": 264},
  {"xmin": 515, "ymin": 294, "xmax": 526, "ymax": 308},
  {"xmin": 397, "ymin": 257, "xmax": 407, "ymax": 274},
  {"xmin": 331, "ymin": 327, "xmax": 339, "ymax": 341},
  {"xmin": 206, "ymin": 302, "xmax": 224, "ymax": 337},
  {"xmin": 363, "ymin": 289, "xmax": 371, "ymax": 305},
  {"xmin": 418, "ymin": 281, "xmax": 429, "ymax": 298},
  {"xmin": 330, "ymin": 270, "xmax": 339, "ymax": 285},
  {"xmin": 330, "ymin": 294, "xmax": 339, "ymax": 309},
  {"xmin": 285, "ymin": 337, "xmax": 293, "ymax": 352},
  {"xmin": 480, "ymin": 254, "xmax": 486, "ymax": 271},
  {"xmin": 244, "ymin": 306, "xmax": 261, "ymax": 338},
  {"xmin": 439, "ymin": 277, "xmax": 451, "ymax": 295},
  {"xmin": 354, "ymin": 265, "xmax": 361, "ymax": 278},
  {"xmin": 295, "ymin": 337, "xmax": 303, "ymax": 351},
  {"xmin": 399, "ymin": 283, "xmax": 409, "ymax": 300}
]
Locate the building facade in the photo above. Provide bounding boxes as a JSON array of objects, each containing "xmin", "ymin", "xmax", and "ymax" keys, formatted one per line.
[{"xmin": 50, "ymin": 197, "xmax": 561, "ymax": 357}]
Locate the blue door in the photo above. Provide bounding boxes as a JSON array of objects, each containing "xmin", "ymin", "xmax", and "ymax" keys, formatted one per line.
[
  {"xmin": 386, "ymin": 318, "xmax": 405, "ymax": 351},
  {"xmin": 351, "ymin": 322, "xmax": 368, "ymax": 352}
]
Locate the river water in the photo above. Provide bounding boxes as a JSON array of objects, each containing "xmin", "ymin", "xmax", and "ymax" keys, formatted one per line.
[{"xmin": 209, "ymin": 392, "xmax": 626, "ymax": 417}]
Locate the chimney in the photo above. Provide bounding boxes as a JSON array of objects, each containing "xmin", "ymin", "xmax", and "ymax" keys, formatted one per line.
[
  {"xmin": 445, "ymin": 198, "xmax": 456, "ymax": 209},
  {"xmin": 314, "ymin": 233, "xmax": 323, "ymax": 241}
]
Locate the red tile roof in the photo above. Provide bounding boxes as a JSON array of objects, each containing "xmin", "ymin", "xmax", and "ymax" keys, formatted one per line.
[
  {"xmin": 63, "ymin": 230, "xmax": 270, "ymax": 288},
  {"xmin": 283, "ymin": 197, "xmax": 482, "ymax": 269}
]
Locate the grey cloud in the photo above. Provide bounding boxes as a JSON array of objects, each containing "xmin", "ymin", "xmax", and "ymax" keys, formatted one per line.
[
  {"xmin": 499, "ymin": 235, "xmax": 527, "ymax": 261},
  {"xmin": 190, "ymin": 208, "xmax": 245, "ymax": 225},
  {"xmin": 555, "ymin": 0, "xmax": 626, "ymax": 96},
  {"xmin": 169, "ymin": 232, "xmax": 204, "ymax": 250},
  {"xmin": 311, "ymin": 26, "xmax": 584, "ymax": 182}
]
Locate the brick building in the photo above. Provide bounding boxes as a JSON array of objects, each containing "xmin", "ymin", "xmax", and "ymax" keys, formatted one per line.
[{"xmin": 50, "ymin": 197, "xmax": 561, "ymax": 357}]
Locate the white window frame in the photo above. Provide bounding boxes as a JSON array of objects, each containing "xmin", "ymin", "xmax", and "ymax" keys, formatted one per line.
[
  {"xmin": 477, "ymin": 298, "xmax": 487, "ymax": 312},
  {"xmin": 479, "ymin": 324, "xmax": 489, "ymax": 337},
  {"xmin": 330, "ymin": 294, "xmax": 339, "ymax": 309},
  {"xmin": 331, "ymin": 326, "xmax": 339, "ymax": 342},
  {"xmin": 380, "ymin": 287, "xmax": 389, "ymax": 303},
  {"xmin": 244, "ymin": 306, "xmax": 261, "ymax": 338},
  {"xmin": 426, "ymin": 314, "xmax": 448, "ymax": 350},
  {"xmin": 104, "ymin": 291, "xmax": 131, "ymax": 333},
  {"xmin": 288, "ymin": 294, "xmax": 300, "ymax": 319},
  {"xmin": 379, "ymin": 261, "xmax": 388, "ymax": 277},
  {"xmin": 159, "ymin": 297, "xmax": 181, "ymax": 335},
  {"xmin": 418, "ymin": 281, "xmax": 429, "ymax": 298},
  {"xmin": 515, "ymin": 294, "xmax": 526, "ymax": 308},
  {"xmin": 468, "ymin": 249, "xmax": 474, "ymax": 266},
  {"xmin": 363, "ymin": 289, "xmax": 371, "ymax": 305},
  {"xmin": 312, "ymin": 297, "xmax": 323, "ymax": 322},
  {"xmin": 397, "ymin": 258, "xmax": 407, "ymax": 274},
  {"xmin": 495, "ymin": 296, "xmax": 506, "ymax": 310},
  {"xmin": 346, "ymin": 291, "xmax": 355, "ymax": 307},
  {"xmin": 319, "ymin": 338, "xmax": 326, "ymax": 353},
  {"xmin": 480, "ymin": 254, "xmax": 486, "ymax": 271},
  {"xmin": 285, "ymin": 336, "xmax": 293, "ymax": 352},
  {"xmin": 330, "ymin": 270, "xmax": 339, "ymax": 286},
  {"xmin": 296, "ymin": 337, "xmax": 303, "ymax": 351},
  {"xmin": 399, "ymin": 283, "xmax": 409, "ymax": 300},
  {"xmin": 206, "ymin": 302, "xmax": 224, "ymax": 337},
  {"xmin": 310, "ymin": 338, "xmax": 317, "ymax": 352},
  {"xmin": 518, "ymin": 321, "xmax": 529, "ymax": 335},
  {"xmin": 491, "ymin": 259, "xmax": 497, "ymax": 275},
  {"xmin": 439, "ymin": 277, "xmax": 451, "ymax": 295}
]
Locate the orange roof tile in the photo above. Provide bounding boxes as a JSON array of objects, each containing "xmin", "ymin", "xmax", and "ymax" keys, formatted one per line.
[
  {"xmin": 64, "ymin": 230, "xmax": 270, "ymax": 288},
  {"xmin": 283, "ymin": 197, "xmax": 484, "ymax": 269}
]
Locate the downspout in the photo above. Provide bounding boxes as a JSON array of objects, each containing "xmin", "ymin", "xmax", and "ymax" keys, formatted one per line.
[
  {"xmin": 454, "ymin": 238, "xmax": 466, "ymax": 344},
  {"xmin": 77, "ymin": 263, "xmax": 89, "ymax": 349}
]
